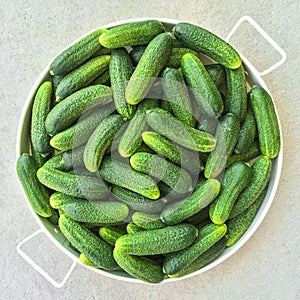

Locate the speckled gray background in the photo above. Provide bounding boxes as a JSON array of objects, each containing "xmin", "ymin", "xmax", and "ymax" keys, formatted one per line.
[{"xmin": 1, "ymin": 0, "xmax": 299, "ymax": 299}]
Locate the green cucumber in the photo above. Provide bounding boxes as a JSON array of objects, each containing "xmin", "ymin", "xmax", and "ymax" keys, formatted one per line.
[
  {"xmin": 99, "ymin": 20, "xmax": 165, "ymax": 48},
  {"xmin": 112, "ymin": 186, "xmax": 165, "ymax": 214},
  {"xmin": 229, "ymin": 156, "xmax": 271, "ymax": 219},
  {"xmin": 125, "ymin": 33, "xmax": 173, "ymax": 105},
  {"xmin": 50, "ymin": 103, "xmax": 114, "ymax": 151},
  {"xmin": 132, "ymin": 212, "xmax": 166, "ymax": 230},
  {"xmin": 58, "ymin": 214, "xmax": 118, "ymax": 270},
  {"xmin": 115, "ymin": 223, "xmax": 198, "ymax": 255},
  {"xmin": 55, "ymin": 55, "xmax": 110, "ymax": 101},
  {"xmin": 49, "ymin": 29, "xmax": 106, "ymax": 76},
  {"xmin": 61, "ymin": 146, "xmax": 85, "ymax": 171},
  {"xmin": 146, "ymin": 108, "xmax": 216, "ymax": 152},
  {"xmin": 99, "ymin": 157, "xmax": 160, "ymax": 199},
  {"xmin": 181, "ymin": 53, "xmax": 223, "ymax": 118},
  {"xmin": 209, "ymin": 162, "xmax": 252, "ymax": 224},
  {"xmin": 52, "ymin": 75, "xmax": 64, "ymax": 92},
  {"xmin": 173, "ymin": 22, "xmax": 241, "ymax": 69},
  {"xmin": 92, "ymin": 70, "xmax": 111, "ymax": 86},
  {"xmin": 37, "ymin": 167, "xmax": 109, "ymax": 200},
  {"xmin": 163, "ymin": 223, "xmax": 227, "ymax": 275},
  {"xmin": 50, "ymin": 192, "xmax": 79, "ymax": 209},
  {"xmin": 48, "ymin": 209, "xmax": 59, "ymax": 225},
  {"xmin": 118, "ymin": 98, "xmax": 159, "ymax": 157},
  {"xmin": 226, "ymin": 189, "xmax": 267, "ymax": 246},
  {"xmin": 162, "ymin": 67, "xmax": 195, "ymax": 127},
  {"xmin": 161, "ymin": 179, "xmax": 220, "ymax": 225},
  {"xmin": 110, "ymin": 49, "xmax": 135, "ymax": 119},
  {"xmin": 205, "ymin": 64, "xmax": 225, "ymax": 87},
  {"xmin": 184, "ymin": 206, "xmax": 210, "ymax": 226},
  {"xmin": 31, "ymin": 146, "xmax": 50, "ymax": 168},
  {"xmin": 134, "ymin": 142, "xmax": 156, "ymax": 154},
  {"xmin": 250, "ymin": 86, "xmax": 280, "ymax": 158},
  {"xmin": 16, "ymin": 153, "xmax": 52, "ymax": 217},
  {"xmin": 157, "ymin": 182, "xmax": 187, "ymax": 202},
  {"xmin": 204, "ymin": 113, "xmax": 240, "ymax": 178},
  {"xmin": 126, "ymin": 222, "xmax": 144, "ymax": 234},
  {"xmin": 99, "ymin": 226, "xmax": 126, "ymax": 246},
  {"xmin": 79, "ymin": 253, "xmax": 99, "ymax": 268},
  {"xmin": 84, "ymin": 114, "xmax": 126, "ymax": 172},
  {"xmin": 130, "ymin": 152, "xmax": 193, "ymax": 194},
  {"xmin": 130, "ymin": 46, "xmax": 147, "ymax": 65},
  {"xmin": 31, "ymin": 81, "xmax": 53, "ymax": 156},
  {"xmin": 42, "ymin": 151, "xmax": 66, "ymax": 171},
  {"xmin": 195, "ymin": 116, "xmax": 218, "ymax": 135},
  {"xmin": 45, "ymin": 85, "xmax": 112, "ymax": 136},
  {"xmin": 225, "ymin": 64, "xmax": 247, "ymax": 121}
]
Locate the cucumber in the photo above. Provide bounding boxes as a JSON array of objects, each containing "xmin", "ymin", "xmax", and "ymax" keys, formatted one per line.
[
  {"xmin": 181, "ymin": 53, "xmax": 223, "ymax": 118},
  {"xmin": 92, "ymin": 70, "xmax": 111, "ymax": 86},
  {"xmin": 55, "ymin": 55, "xmax": 110, "ymax": 101},
  {"xmin": 132, "ymin": 212, "xmax": 166, "ymax": 230},
  {"xmin": 45, "ymin": 85, "xmax": 112, "ymax": 136},
  {"xmin": 99, "ymin": 226, "xmax": 126, "ymax": 246},
  {"xmin": 115, "ymin": 223, "xmax": 198, "ymax": 255},
  {"xmin": 162, "ymin": 67, "xmax": 195, "ymax": 127},
  {"xmin": 31, "ymin": 81, "xmax": 53, "ymax": 156},
  {"xmin": 126, "ymin": 222, "xmax": 144, "ymax": 234},
  {"xmin": 146, "ymin": 108, "xmax": 216, "ymax": 152},
  {"xmin": 226, "ymin": 189, "xmax": 267, "ymax": 246},
  {"xmin": 112, "ymin": 186, "xmax": 165, "ymax": 214},
  {"xmin": 141, "ymin": 131, "xmax": 203, "ymax": 174},
  {"xmin": 229, "ymin": 156, "xmax": 271, "ymax": 219},
  {"xmin": 169, "ymin": 237, "xmax": 227, "ymax": 278},
  {"xmin": 48, "ymin": 209, "xmax": 59, "ymax": 225},
  {"xmin": 99, "ymin": 157, "xmax": 160, "ymax": 200},
  {"xmin": 130, "ymin": 152, "xmax": 193, "ymax": 194},
  {"xmin": 16, "ymin": 153, "xmax": 52, "ymax": 217},
  {"xmin": 52, "ymin": 75, "xmax": 64, "ymax": 92},
  {"xmin": 79, "ymin": 253, "xmax": 99, "ymax": 268},
  {"xmin": 134, "ymin": 142, "xmax": 156, "ymax": 154},
  {"xmin": 118, "ymin": 98, "xmax": 159, "ymax": 157},
  {"xmin": 163, "ymin": 223, "xmax": 227, "ymax": 275},
  {"xmin": 42, "ymin": 151, "xmax": 66, "ymax": 171},
  {"xmin": 204, "ymin": 113, "xmax": 240, "ymax": 178},
  {"xmin": 205, "ymin": 64, "xmax": 225, "ymax": 87},
  {"xmin": 84, "ymin": 114, "xmax": 126, "ymax": 172},
  {"xmin": 31, "ymin": 146, "xmax": 50, "ymax": 168},
  {"xmin": 130, "ymin": 46, "xmax": 146, "ymax": 65},
  {"xmin": 37, "ymin": 167, "xmax": 109, "ymax": 200},
  {"xmin": 225, "ymin": 64, "xmax": 247, "ymax": 121},
  {"xmin": 250, "ymin": 86, "xmax": 280, "ymax": 158},
  {"xmin": 58, "ymin": 214, "xmax": 118, "ymax": 270},
  {"xmin": 157, "ymin": 182, "xmax": 187, "ymax": 202},
  {"xmin": 184, "ymin": 206, "xmax": 210, "ymax": 226},
  {"xmin": 49, "ymin": 29, "xmax": 106, "ymax": 76},
  {"xmin": 173, "ymin": 22, "xmax": 241, "ymax": 69},
  {"xmin": 125, "ymin": 33, "xmax": 173, "ymax": 105},
  {"xmin": 195, "ymin": 116, "xmax": 218, "ymax": 135},
  {"xmin": 161, "ymin": 179, "xmax": 220, "ymax": 225},
  {"xmin": 61, "ymin": 146, "xmax": 85, "ymax": 171},
  {"xmin": 50, "ymin": 103, "xmax": 114, "ymax": 151},
  {"xmin": 234, "ymin": 104, "xmax": 257, "ymax": 154},
  {"xmin": 209, "ymin": 162, "xmax": 253, "ymax": 224},
  {"xmin": 99, "ymin": 20, "xmax": 165, "ymax": 48},
  {"xmin": 50, "ymin": 192, "xmax": 79, "ymax": 209},
  {"xmin": 113, "ymin": 248, "xmax": 164, "ymax": 283},
  {"xmin": 110, "ymin": 49, "xmax": 135, "ymax": 119}
]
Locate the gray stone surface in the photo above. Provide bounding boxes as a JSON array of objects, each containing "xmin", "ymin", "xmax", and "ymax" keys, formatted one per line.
[{"xmin": 1, "ymin": 0, "xmax": 299, "ymax": 299}]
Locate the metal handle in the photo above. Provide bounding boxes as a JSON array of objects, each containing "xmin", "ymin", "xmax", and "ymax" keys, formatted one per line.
[
  {"xmin": 17, "ymin": 229, "xmax": 77, "ymax": 288},
  {"xmin": 226, "ymin": 15, "xmax": 287, "ymax": 76}
]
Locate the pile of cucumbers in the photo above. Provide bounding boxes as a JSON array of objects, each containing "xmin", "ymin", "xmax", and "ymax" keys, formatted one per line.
[{"xmin": 17, "ymin": 20, "xmax": 280, "ymax": 283}]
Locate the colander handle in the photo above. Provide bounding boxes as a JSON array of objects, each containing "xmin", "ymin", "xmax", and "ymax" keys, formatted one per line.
[
  {"xmin": 226, "ymin": 15, "xmax": 287, "ymax": 76},
  {"xmin": 17, "ymin": 229, "xmax": 77, "ymax": 288}
]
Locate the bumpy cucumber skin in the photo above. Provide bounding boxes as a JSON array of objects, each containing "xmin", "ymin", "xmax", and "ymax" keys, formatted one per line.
[
  {"xmin": 92, "ymin": 70, "xmax": 111, "ymax": 86},
  {"xmin": 162, "ymin": 67, "xmax": 195, "ymax": 127},
  {"xmin": 163, "ymin": 223, "xmax": 227, "ymax": 276},
  {"xmin": 225, "ymin": 64, "xmax": 247, "ymax": 121},
  {"xmin": 125, "ymin": 33, "xmax": 173, "ymax": 105},
  {"xmin": 31, "ymin": 81, "xmax": 53, "ymax": 156},
  {"xmin": 209, "ymin": 162, "xmax": 253, "ymax": 225},
  {"xmin": 50, "ymin": 192, "xmax": 80, "ymax": 209},
  {"xmin": 84, "ymin": 114, "xmax": 125, "ymax": 172},
  {"xmin": 42, "ymin": 151, "xmax": 66, "ymax": 171},
  {"xmin": 49, "ymin": 29, "xmax": 106, "ymax": 76},
  {"xmin": 61, "ymin": 145, "xmax": 85, "ymax": 171},
  {"xmin": 130, "ymin": 152, "xmax": 193, "ymax": 194},
  {"xmin": 79, "ymin": 253, "xmax": 99, "ymax": 268},
  {"xmin": 181, "ymin": 53, "xmax": 223, "ymax": 118},
  {"xmin": 161, "ymin": 179, "xmax": 221, "ymax": 225},
  {"xmin": 112, "ymin": 186, "xmax": 165, "ymax": 214},
  {"xmin": 132, "ymin": 212, "xmax": 166, "ymax": 230},
  {"xmin": 115, "ymin": 224, "xmax": 198, "ymax": 255},
  {"xmin": 50, "ymin": 103, "xmax": 113, "ymax": 151},
  {"xmin": 59, "ymin": 214, "xmax": 118, "ymax": 270},
  {"xmin": 173, "ymin": 22, "xmax": 241, "ymax": 69},
  {"xmin": 37, "ymin": 167, "xmax": 109, "ymax": 200},
  {"xmin": 130, "ymin": 46, "xmax": 146, "ymax": 65},
  {"xmin": 99, "ymin": 227, "xmax": 126, "ymax": 246},
  {"xmin": 99, "ymin": 20, "xmax": 165, "ymax": 48},
  {"xmin": 229, "ymin": 156, "xmax": 271, "ymax": 219},
  {"xmin": 31, "ymin": 146, "xmax": 50, "ymax": 168},
  {"xmin": 55, "ymin": 55, "xmax": 110, "ymax": 101},
  {"xmin": 16, "ymin": 154, "xmax": 52, "ymax": 217},
  {"xmin": 146, "ymin": 108, "xmax": 216, "ymax": 152},
  {"xmin": 204, "ymin": 113, "xmax": 240, "ymax": 178},
  {"xmin": 99, "ymin": 157, "xmax": 160, "ymax": 200},
  {"xmin": 205, "ymin": 64, "xmax": 225, "ymax": 87},
  {"xmin": 226, "ymin": 189, "xmax": 267, "ymax": 247},
  {"xmin": 126, "ymin": 222, "xmax": 144, "ymax": 234},
  {"xmin": 110, "ymin": 49, "xmax": 135, "ymax": 119},
  {"xmin": 45, "ymin": 85, "xmax": 112, "ymax": 136},
  {"xmin": 250, "ymin": 86, "xmax": 280, "ymax": 158},
  {"xmin": 118, "ymin": 98, "xmax": 159, "ymax": 157}
]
